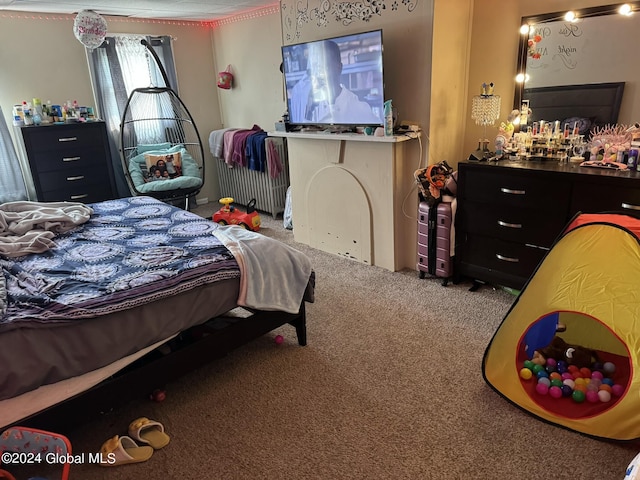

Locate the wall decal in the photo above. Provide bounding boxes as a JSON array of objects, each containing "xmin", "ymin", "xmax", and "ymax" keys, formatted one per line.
[{"xmin": 282, "ymin": 0, "xmax": 420, "ymax": 42}]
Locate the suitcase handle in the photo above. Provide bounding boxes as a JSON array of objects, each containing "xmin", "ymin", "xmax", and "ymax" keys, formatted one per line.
[
  {"xmin": 497, "ymin": 220, "xmax": 522, "ymax": 229},
  {"xmin": 496, "ymin": 253, "xmax": 520, "ymax": 263}
]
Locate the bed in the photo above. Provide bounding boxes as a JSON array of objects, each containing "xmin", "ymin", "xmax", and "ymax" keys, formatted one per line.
[
  {"xmin": 0, "ymin": 196, "xmax": 314, "ymax": 432},
  {"xmin": 522, "ymin": 82, "xmax": 625, "ymax": 135}
]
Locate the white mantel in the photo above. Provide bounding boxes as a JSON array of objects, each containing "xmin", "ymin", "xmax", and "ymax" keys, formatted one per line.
[{"xmin": 270, "ymin": 131, "xmax": 420, "ymax": 271}]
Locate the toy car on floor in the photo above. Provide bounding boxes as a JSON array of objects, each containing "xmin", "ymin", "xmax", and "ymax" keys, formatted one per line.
[{"xmin": 212, "ymin": 197, "xmax": 261, "ymax": 231}]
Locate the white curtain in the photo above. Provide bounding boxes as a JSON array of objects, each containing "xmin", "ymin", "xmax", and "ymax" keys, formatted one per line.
[
  {"xmin": 0, "ymin": 107, "xmax": 28, "ymax": 203},
  {"xmin": 88, "ymin": 34, "xmax": 178, "ymax": 197}
]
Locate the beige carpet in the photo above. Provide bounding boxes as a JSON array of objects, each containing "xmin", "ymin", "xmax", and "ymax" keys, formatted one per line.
[{"xmin": 10, "ymin": 204, "xmax": 638, "ymax": 480}]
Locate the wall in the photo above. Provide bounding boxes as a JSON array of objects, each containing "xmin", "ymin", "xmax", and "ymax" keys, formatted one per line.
[
  {"xmin": 0, "ymin": 13, "xmax": 223, "ymax": 203},
  {"xmin": 430, "ymin": 0, "xmax": 473, "ymax": 168},
  {"xmin": 211, "ymin": 10, "xmax": 285, "ymax": 130}
]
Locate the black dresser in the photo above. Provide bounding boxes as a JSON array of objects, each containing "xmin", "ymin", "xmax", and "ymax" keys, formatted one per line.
[
  {"xmin": 455, "ymin": 160, "xmax": 640, "ymax": 290},
  {"xmin": 21, "ymin": 122, "xmax": 117, "ymax": 203}
]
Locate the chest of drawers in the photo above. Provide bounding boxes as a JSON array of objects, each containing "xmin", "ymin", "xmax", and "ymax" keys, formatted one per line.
[
  {"xmin": 21, "ymin": 122, "xmax": 117, "ymax": 203},
  {"xmin": 455, "ymin": 160, "xmax": 640, "ymax": 290}
]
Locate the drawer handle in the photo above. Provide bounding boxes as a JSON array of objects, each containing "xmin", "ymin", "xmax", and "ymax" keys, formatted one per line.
[
  {"xmin": 496, "ymin": 253, "xmax": 520, "ymax": 263},
  {"xmin": 66, "ymin": 175, "xmax": 85, "ymax": 181},
  {"xmin": 500, "ymin": 187, "xmax": 526, "ymax": 195},
  {"xmin": 70, "ymin": 194, "xmax": 89, "ymax": 200},
  {"xmin": 497, "ymin": 220, "xmax": 522, "ymax": 229},
  {"xmin": 58, "ymin": 136, "xmax": 78, "ymax": 142},
  {"xmin": 62, "ymin": 156, "xmax": 81, "ymax": 162},
  {"xmin": 622, "ymin": 202, "xmax": 640, "ymax": 211}
]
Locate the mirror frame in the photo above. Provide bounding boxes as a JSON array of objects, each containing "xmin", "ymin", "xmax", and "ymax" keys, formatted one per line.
[{"xmin": 513, "ymin": 2, "xmax": 639, "ymax": 110}]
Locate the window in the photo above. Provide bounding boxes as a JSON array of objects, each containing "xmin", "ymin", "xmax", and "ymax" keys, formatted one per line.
[{"xmin": 88, "ymin": 34, "xmax": 178, "ymax": 197}]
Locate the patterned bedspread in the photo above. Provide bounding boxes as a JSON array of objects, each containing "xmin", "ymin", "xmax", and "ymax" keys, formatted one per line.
[{"xmin": 0, "ymin": 197, "xmax": 240, "ymax": 331}]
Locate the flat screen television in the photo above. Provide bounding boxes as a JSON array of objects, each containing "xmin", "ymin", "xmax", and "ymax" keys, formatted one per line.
[{"xmin": 281, "ymin": 29, "xmax": 385, "ymax": 128}]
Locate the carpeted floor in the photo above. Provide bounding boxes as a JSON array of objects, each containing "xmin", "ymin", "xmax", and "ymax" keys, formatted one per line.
[{"xmin": 10, "ymin": 204, "xmax": 638, "ymax": 479}]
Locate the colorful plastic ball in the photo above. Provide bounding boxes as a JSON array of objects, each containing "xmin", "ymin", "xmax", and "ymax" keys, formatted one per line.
[
  {"xmin": 520, "ymin": 368, "xmax": 533, "ymax": 380},
  {"xmin": 561, "ymin": 385, "xmax": 573, "ymax": 397},
  {"xmin": 586, "ymin": 391, "xmax": 600, "ymax": 403},
  {"xmin": 537, "ymin": 377, "xmax": 551, "ymax": 387},
  {"xmin": 589, "ymin": 378, "xmax": 602, "ymax": 388},
  {"xmin": 612, "ymin": 384, "xmax": 625, "ymax": 397},
  {"xmin": 274, "ymin": 335, "xmax": 284, "ymax": 345},
  {"xmin": 579, "ymin": 367, "xmax": 592, "ymax": 378},
  {"xmin": 572, "ymin": 390, "xmax": 586, "ymax": 403},
  {"xmin": 591, "ymin": 371, "xmax": 604, "ymax": 381},
  {"xmin": 523, "ymin": 360, "xmax": 535, "ymax": 370},
  {"xmin": 603, "ymin": 362, "xmax": 616, "ymax": 375},
  {"xmin": 586, "ymin": 383, "xmax": 599, "ymax": 392},
  {"xmin": 537, "ymin": 370, "xmax": 549, "ymax": 379},
  {"xmin": 556, "ymin": 361, "xmax": 567, "ymax": 373},
  {"xmin": 574, "ymin": 384, "xmax": 587, "ymax": 394},
  {"xmin": 562, "ymin": 379, "xmax": 575, "ymax": 389},
  {"xmin": 568, "ymin": 365, "xmax": 579, "ymax": 373},
  {"xmin": 598, "ymin": 390, "xmax": 612, "ymax": 403},
  {"xmin": 150, "ymin": 389, "xmax": 166, "ymax": 402},
  {"xmin": 572, "ymin": 371, "xmax": 583, "ymax": 380},
  {"xmin": 532, "ymin": 364, "xmax": 544, "ymax": 374},
  {"xmin": 549, "ymin": 372, "xmax": 562, "ymax": 381},
  {"xmin": 545, "ymin": 365, "xmax": 557, "ymax": 374},
  {"xmin": 599, "ymin": 384, "xmax": 612, "ymax": 394},
  {"xmin": 592, "ymin": 362, "xmax": 603, "ymax": 372},
  {"xmin": 561, "ymin": 372, "xmax": 573, "ymax": 381},
  {"xmin": 574, "ymin": 377, "xmax": 586, "ymax": 386},
  {"xmin": 550, "ymin": 379, "xmax": 563, "ymax": 388},
  {"xmin": 546, "ymin": 358, "xmax": 557, "ymax": 368},
  {"xmin": 549, "ymin": 386, "xmax": 563, "ymax": 399},
  {"xmin": 602, "ymin": 378, "xmax": 615, "ymax": 387},
  {"xmin": 536, "ymin": 383, "xmax": 549, "ymax": 395}
]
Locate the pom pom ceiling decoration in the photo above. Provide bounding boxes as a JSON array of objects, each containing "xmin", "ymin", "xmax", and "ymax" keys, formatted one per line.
[{"xmin": 73, "ymin": 10, "xmax": 108, "ymax": 49}]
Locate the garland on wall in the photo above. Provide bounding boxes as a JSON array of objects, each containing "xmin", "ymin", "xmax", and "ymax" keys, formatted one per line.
[{"xmin": 282, "ymin": 0, "xmax": 419, "ymax": 41}]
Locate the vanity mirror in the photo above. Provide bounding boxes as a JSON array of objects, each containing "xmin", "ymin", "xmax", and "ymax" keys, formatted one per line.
[{"xmin": 514, "ymin": 3, "xmax": 640, "ymax": 130}]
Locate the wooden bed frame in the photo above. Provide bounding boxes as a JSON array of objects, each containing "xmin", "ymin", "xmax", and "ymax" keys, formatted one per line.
[{"xmin": 14, "ymin": 304, "xmax": 308, "ymax": 434}]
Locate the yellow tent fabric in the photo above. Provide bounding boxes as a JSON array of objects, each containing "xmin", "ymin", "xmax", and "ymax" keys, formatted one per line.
[{"xmin": 483, "ymin": 216, "xmax": 640, "ymax": 441}]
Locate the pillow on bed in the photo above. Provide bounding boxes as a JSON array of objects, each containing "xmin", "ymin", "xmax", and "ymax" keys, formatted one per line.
[
  {"xmin": 562, "ymin": 117, "xmax": 594, "ymax": 136},
  {"xmin": 129, "ymin": 145, "xmax": 202, "ymax": 192}
]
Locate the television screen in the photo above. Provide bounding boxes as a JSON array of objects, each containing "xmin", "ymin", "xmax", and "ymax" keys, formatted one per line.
[{"xmin": 281, "ymin": 29, "xmax": 385, "ymax": 127}]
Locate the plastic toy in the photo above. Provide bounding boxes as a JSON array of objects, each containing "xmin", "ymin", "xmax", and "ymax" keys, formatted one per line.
[{"xmin": 212, "ymin": 197, "xmax": 261, "ymax": 231}]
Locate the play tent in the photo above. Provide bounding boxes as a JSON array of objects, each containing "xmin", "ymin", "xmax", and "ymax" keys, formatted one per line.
[{"xmin": 483, "ymin": 213, "xmax": 640, "ymax": 441}]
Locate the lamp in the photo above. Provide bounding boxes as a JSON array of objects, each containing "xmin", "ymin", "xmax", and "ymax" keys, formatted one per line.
[{"xmin": 470, "ymin": 83, "xmax": 501, "ymax": 160}]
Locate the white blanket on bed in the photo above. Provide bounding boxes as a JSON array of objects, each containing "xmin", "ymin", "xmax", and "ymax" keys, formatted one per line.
[
  {"xmin": 0, "ymin": 200, "xmax": 93, "ymax": 258},
  {"xmin": 213, "ymin": 225, "xmax": 312, "ymax": 314}
]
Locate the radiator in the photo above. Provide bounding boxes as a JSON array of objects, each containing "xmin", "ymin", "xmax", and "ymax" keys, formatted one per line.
[{"xmin": 214, "ymin": 137, "xmax": 289, "ymax": 219}]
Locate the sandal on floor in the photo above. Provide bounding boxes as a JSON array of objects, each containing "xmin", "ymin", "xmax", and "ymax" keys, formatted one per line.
[
  {"xmin": 128, "ymin": 417, "xmax": 171, "ymax": 450},
  {"xmin": 99, "ymin": 435, "xmax": 154, "ymax": 467}
]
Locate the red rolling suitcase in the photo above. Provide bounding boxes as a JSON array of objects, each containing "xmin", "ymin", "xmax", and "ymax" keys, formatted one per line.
[{"xmin": 417, "ymin": 200, "xmax": 453, "ymax": 286}]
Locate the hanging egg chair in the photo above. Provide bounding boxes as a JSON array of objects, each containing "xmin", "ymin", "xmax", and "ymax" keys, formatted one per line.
[{"xmin": 120, "ymin": 39, "xmax": 204, "ymax": 209}]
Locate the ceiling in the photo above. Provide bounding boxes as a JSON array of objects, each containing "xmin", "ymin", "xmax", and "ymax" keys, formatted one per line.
[{"xmin": 0, "ymin": 0, "xmax": 278, "ymax": 21}]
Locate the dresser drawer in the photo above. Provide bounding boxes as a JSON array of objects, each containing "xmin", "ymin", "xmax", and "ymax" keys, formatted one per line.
[
  {"xmin": 461, "ymin": 234, "xmax": 548, "ymax": 281},
  {"xmin": 462, "ymin": 169, "xmax": 571, "ymax": 210},
  {"xmin": 37, "ymin": 165, "xmax": 110, "ymax": 192},
  {"xmin": 461, "ymin": 201, "xmax": 567, "ymax": 248},
  {"xmin": 22, "ymin": 124, "xmax": 106, "ymax": 153},
  {"xmin": 39, "ymin": 182, "xmax": 114, "ymax": 203},
  {"xmin": 28, "ymin": 146, "xmax": 108, "ymax": 173},
  {"xmin": 571, "ymin": 182, "xmax": 640, "ymax": 214}
]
